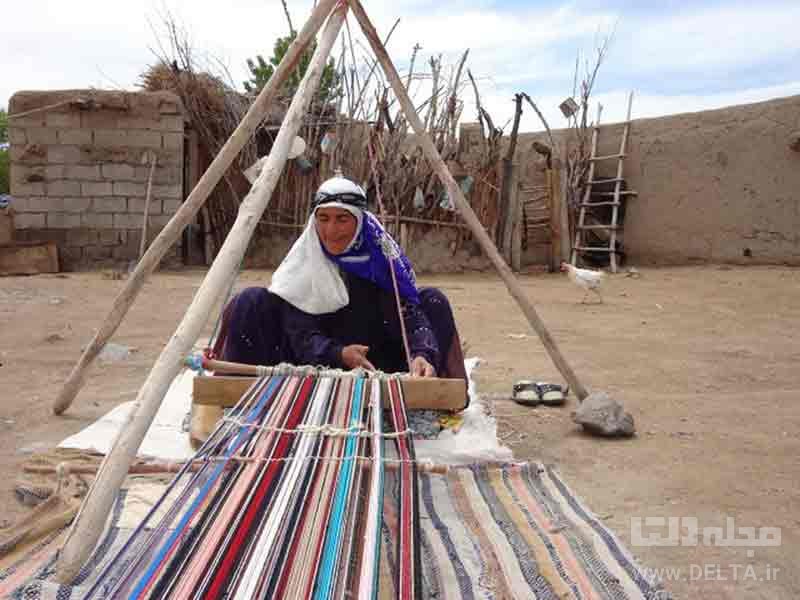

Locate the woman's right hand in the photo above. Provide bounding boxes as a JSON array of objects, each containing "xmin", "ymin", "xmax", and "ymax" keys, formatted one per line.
[{"xmin": 341, "ymin": 344, "xmax": 375, "ymax": 371}]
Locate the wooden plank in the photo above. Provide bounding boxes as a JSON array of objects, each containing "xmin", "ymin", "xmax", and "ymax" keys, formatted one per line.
[
  {"xmin": 0, "ymin": 242, "xmax": 58, "ymax": 276},
  {"xmin": 193, "ymin": 375, "xmax": 468, "ymax": 411}
]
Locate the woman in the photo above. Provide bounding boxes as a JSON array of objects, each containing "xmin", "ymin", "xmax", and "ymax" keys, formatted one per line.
[{"xmin": 214, "ymin": 175, "xmax": 467, "ymax": 384}]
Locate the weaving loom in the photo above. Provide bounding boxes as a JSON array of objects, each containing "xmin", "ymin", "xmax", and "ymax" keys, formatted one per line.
[{"xmin": 78, "ymin": 371, "xmax": 421, "ymax": 600}]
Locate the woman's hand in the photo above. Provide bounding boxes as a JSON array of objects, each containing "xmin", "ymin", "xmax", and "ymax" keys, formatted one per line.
[
  {"xmin": 341, "ymin": 344, "xmax": 375, "ymax": 371},
  {"xmin": 409, "ymin": 356, "xmax": 436, "ymax": 378}
]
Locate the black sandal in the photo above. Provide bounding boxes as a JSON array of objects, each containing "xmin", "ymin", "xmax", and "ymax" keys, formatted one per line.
[
  {"xmin": 512, "ymin": 381, "xmax": 568, "ymax": 407},
  {"xmin": 512, "ymin": 381, "xmax": 542, "ymax": 406},
  {"xmin": 536, "ymin": 383, "xmax": 568, "ymax": 406}
]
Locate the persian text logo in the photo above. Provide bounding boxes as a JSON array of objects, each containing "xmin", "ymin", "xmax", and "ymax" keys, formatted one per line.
[{"xmin": 631, "ymin": 516, "xmax": 781, "ymax": 553}]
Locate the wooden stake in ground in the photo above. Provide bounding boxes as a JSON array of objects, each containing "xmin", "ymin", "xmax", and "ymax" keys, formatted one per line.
[
  {"xmin": 54, "ymin": 5, "xmax": 348, "ymax": 583},
  {"xmin": 51, "ymin": 0, "xmax": 340, "ymax": 417},
  {"xmin": 350, "ymin": 0, "xmax": 589, "ymax": 400}
]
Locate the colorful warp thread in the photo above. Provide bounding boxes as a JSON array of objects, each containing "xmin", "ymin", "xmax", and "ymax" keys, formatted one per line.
[{"xmin": 81, "ymin": 373, "xmax": 421, "ymax": 600}]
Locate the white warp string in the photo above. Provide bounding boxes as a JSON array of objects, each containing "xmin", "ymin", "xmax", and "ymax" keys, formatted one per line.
[{"xmin": 221, "ymin": 416, "xmax": 414, "ymax": 439}]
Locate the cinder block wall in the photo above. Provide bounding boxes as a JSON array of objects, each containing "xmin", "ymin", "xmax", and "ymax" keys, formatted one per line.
[{"xmin": 8, "ymin": 90, "xmax": 185, "ymax": 269}]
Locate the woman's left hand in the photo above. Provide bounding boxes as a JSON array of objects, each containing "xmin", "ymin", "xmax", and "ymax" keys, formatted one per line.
[{"xmin": 410, "ymin": 356, "xmax": 436, "ymax": 378}]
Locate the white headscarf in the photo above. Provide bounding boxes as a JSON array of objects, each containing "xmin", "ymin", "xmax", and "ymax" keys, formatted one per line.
[{"xmin": 268, "ymin": 177, "xmax": 365, "ymax": 315}]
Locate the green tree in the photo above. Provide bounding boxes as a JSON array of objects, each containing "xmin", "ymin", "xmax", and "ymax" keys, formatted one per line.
[
  {"xmin": 244, "ymin": 34, "xmax": 340, "ymax": 102},
  {"xmin": 0, "ymin": 108, "xmax": 9, "ymax": 194},
  {"xmin": 0, "ymin": 108, "xmax": 7, "ymax": 143}
]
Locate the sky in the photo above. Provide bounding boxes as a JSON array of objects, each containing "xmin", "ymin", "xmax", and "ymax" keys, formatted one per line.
[{"xmin": 2, "ymin": 0, "xmax": 800, "ymax": 132}]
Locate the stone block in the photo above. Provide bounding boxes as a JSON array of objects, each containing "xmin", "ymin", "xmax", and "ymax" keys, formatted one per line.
[
  {"xmin": 47, "ymin": 212, "xmax": 82, "ymax": 229},
  {"xmin": 47, "ymin": 180, "xmax": 82, "ymax": 196},
  {"xmin": 127, "ymin": 130, "xmax": 162, "ymax": 149},
  {"xmin": 153, "ymin": 183, "xmax": 182, "ymax": 199},
  {"xmin": 162, "ymin": 132, "xmax": 184, "ymax": 150},
  {"xmin": 85, "ymin": 245, "xmax": 114, "ymax": 261},
  {"xmin": 113, "ymin": 213, "xmax": 142, "ymax": 229},
  {"xmin": 28, "ymin": 196, "xmax": 60, "ymax": 211},
  {"xmin": 47, "ymin": 145, "xmax": 82, "ymax": 164},
  {"xmin": 118, "ymin": 113, "xmax": 183, "ymax": 132},
  {"xmin": 124, "ymin": 229, "xmax": 142, "ymax": 249},
  {"xmin": 58, "ymin": 129, "xmax": 93, "ymax": 145},
  {"xmin": 25, "ymin": 127, "xmax": 58, "ymax": 145},
  {"xmin": 11, "ymin": 165, "xmax": 46, "ymax": 184},
  {"xmin": 116, "ymin": 116, "xmax": 161, "ymax": 131},
  {"xmin": 8, "ymin": 127, "xmax": 27, "ymax": 144},
  {"xmin": 14, "ymin": 213, "xmax": 46, "ymax": 229},
  {"xmin": 82, "ymin": 212, "xmax": 114, "ymax": 228},
  {"xmin": 94, "ymin": 129, "xmax": 128, "ymax": 147},
  {"xmin": 155, "ymin": 148, "xmax": 182, "ymax": 167},
  {"xmin": 8, "ymin": 197, "xmax": 29, "ymax": 212},
  {"xmin": 82, "ymin": 181, "xmax": 113, "ymax": 196},
  {"xmin": 8, "ymin": 115, "xmax": 47, "ymax": 128},
  {"xmin": 81, "ymin": 111, "xmax": 120, "ymax": 129},
  {"xmin": 66, "ymin": 228, "xmax": 96, "ymax": 247},
  {"xmin": 63, "ymin": 165, "xmax": 102, "ymax": 180},
  {"xmin": 64, "ymin": 197, "xmax": 92, "ymax": 213},
  {"xmin": 93, "ymin": 197, "xmax": 127, "ymax": 213},
  {"xmin": 113, "ymin": 181, "xmax": 146, "ymax": 197},
  {"xmin": 112, "ymin": 244, "xmax": 139, "ymax": 261},
  {"xmin": 128, "ymin": 197, "xmax": 162, "ymax": 214},
  {"xmin": 45, "ymin": 165, "xmax": 66, "ymax": 179},
  {"xmin": 101, "ymin": 163, "xmax": 136, "ymax": 180},
  {"xmin": 24, "ymin": 228, "xmax": 68, "ymax": 245},
  {"xmin": 12, "ymin": 181, "xmax": 46, "ymax": 196},
  {"xmin": 46, "ymin": 112, "xmax": 82, "ymax": 128},
  {"xmin": 160, "ymin": 115, "xmax": 185, "ymax": 132},
  {"xmin": 136, "ymin": 164, "xmax": 182, "ymax": 184},
  {"xmin": 12, "ymin": 143, "xmax": 48, "ymax": 164},
  {"xmin": 162, "ymin": 198, "xmax": 182, "ymax": 214},
  {"xmin": 99, "ymin": 229, "xmax": 122, "ymax": 245}
]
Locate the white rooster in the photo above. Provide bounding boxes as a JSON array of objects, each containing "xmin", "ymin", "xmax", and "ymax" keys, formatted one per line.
[{"xmin": 561, "ymin": 262, "xmax": 605, "ymax": 303}]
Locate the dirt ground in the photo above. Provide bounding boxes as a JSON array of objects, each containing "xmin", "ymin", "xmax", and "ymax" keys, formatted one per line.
[{"xmin": 0, "ymin": 265, "xmax": 797, "ymax": 599}]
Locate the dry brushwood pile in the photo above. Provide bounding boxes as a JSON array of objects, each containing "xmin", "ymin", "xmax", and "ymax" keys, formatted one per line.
[{"xmin": 138, "ymin": 17, "xmax": 509, "ymax": 256}]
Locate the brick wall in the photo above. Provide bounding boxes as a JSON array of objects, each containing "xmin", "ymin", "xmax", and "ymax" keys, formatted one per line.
[{"xmin": 8, "ymin": 90, "xmax": 185, "ymax": 269}]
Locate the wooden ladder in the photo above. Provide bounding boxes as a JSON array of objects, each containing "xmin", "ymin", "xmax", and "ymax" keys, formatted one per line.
[{"xmin": 571, "ymin": 92, "xmax": 636, "ymax": 273}]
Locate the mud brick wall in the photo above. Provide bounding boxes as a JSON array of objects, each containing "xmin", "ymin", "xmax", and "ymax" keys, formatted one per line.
[
  {"xmin": 8, "ymin": 90, "xmax": 185, "ymax": 269},
  {"xmin": 459, "ymin": 93, "xmax": 800, "ymax": 266}
]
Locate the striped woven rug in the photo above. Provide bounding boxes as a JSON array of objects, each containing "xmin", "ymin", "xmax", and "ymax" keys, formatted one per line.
[
  {"xmin": 381, "ymin": 463, "xmax": 668, "ymax": 600},
  {"xmin": 1, "ymin": 468, "xmax": 668, "ymax": 600}
]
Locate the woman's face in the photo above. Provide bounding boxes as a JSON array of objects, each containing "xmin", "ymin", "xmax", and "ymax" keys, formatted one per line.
[{"xmin": 315, "ymin": 206, "xmax": 358, "ymax": 255}]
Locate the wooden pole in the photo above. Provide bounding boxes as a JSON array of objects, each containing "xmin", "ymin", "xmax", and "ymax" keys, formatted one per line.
[
  {"xmin": 500, "ymin": 94, "xmax": 523, "ymax": 263},
  {"xmin": 139, "ymin": 152, "xmax": 157, "ymax": 259},
  {"xmin": 51, "ymin": 0, "xmax": 340, "ymax": 416},
  {"xmin": 548, "ymin": 168, "xmax": 561, "ymax": 272},
  {"xmin": 350, "ymin": 0, "xmax": 589, "ymax": 400},
  {"xmin": 509, "ymin": 165, "xmax": 522, "ymax": 272},
  {"xmin": 54, "ymin": 5, "xmax": 347, "ymax": 583}
]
